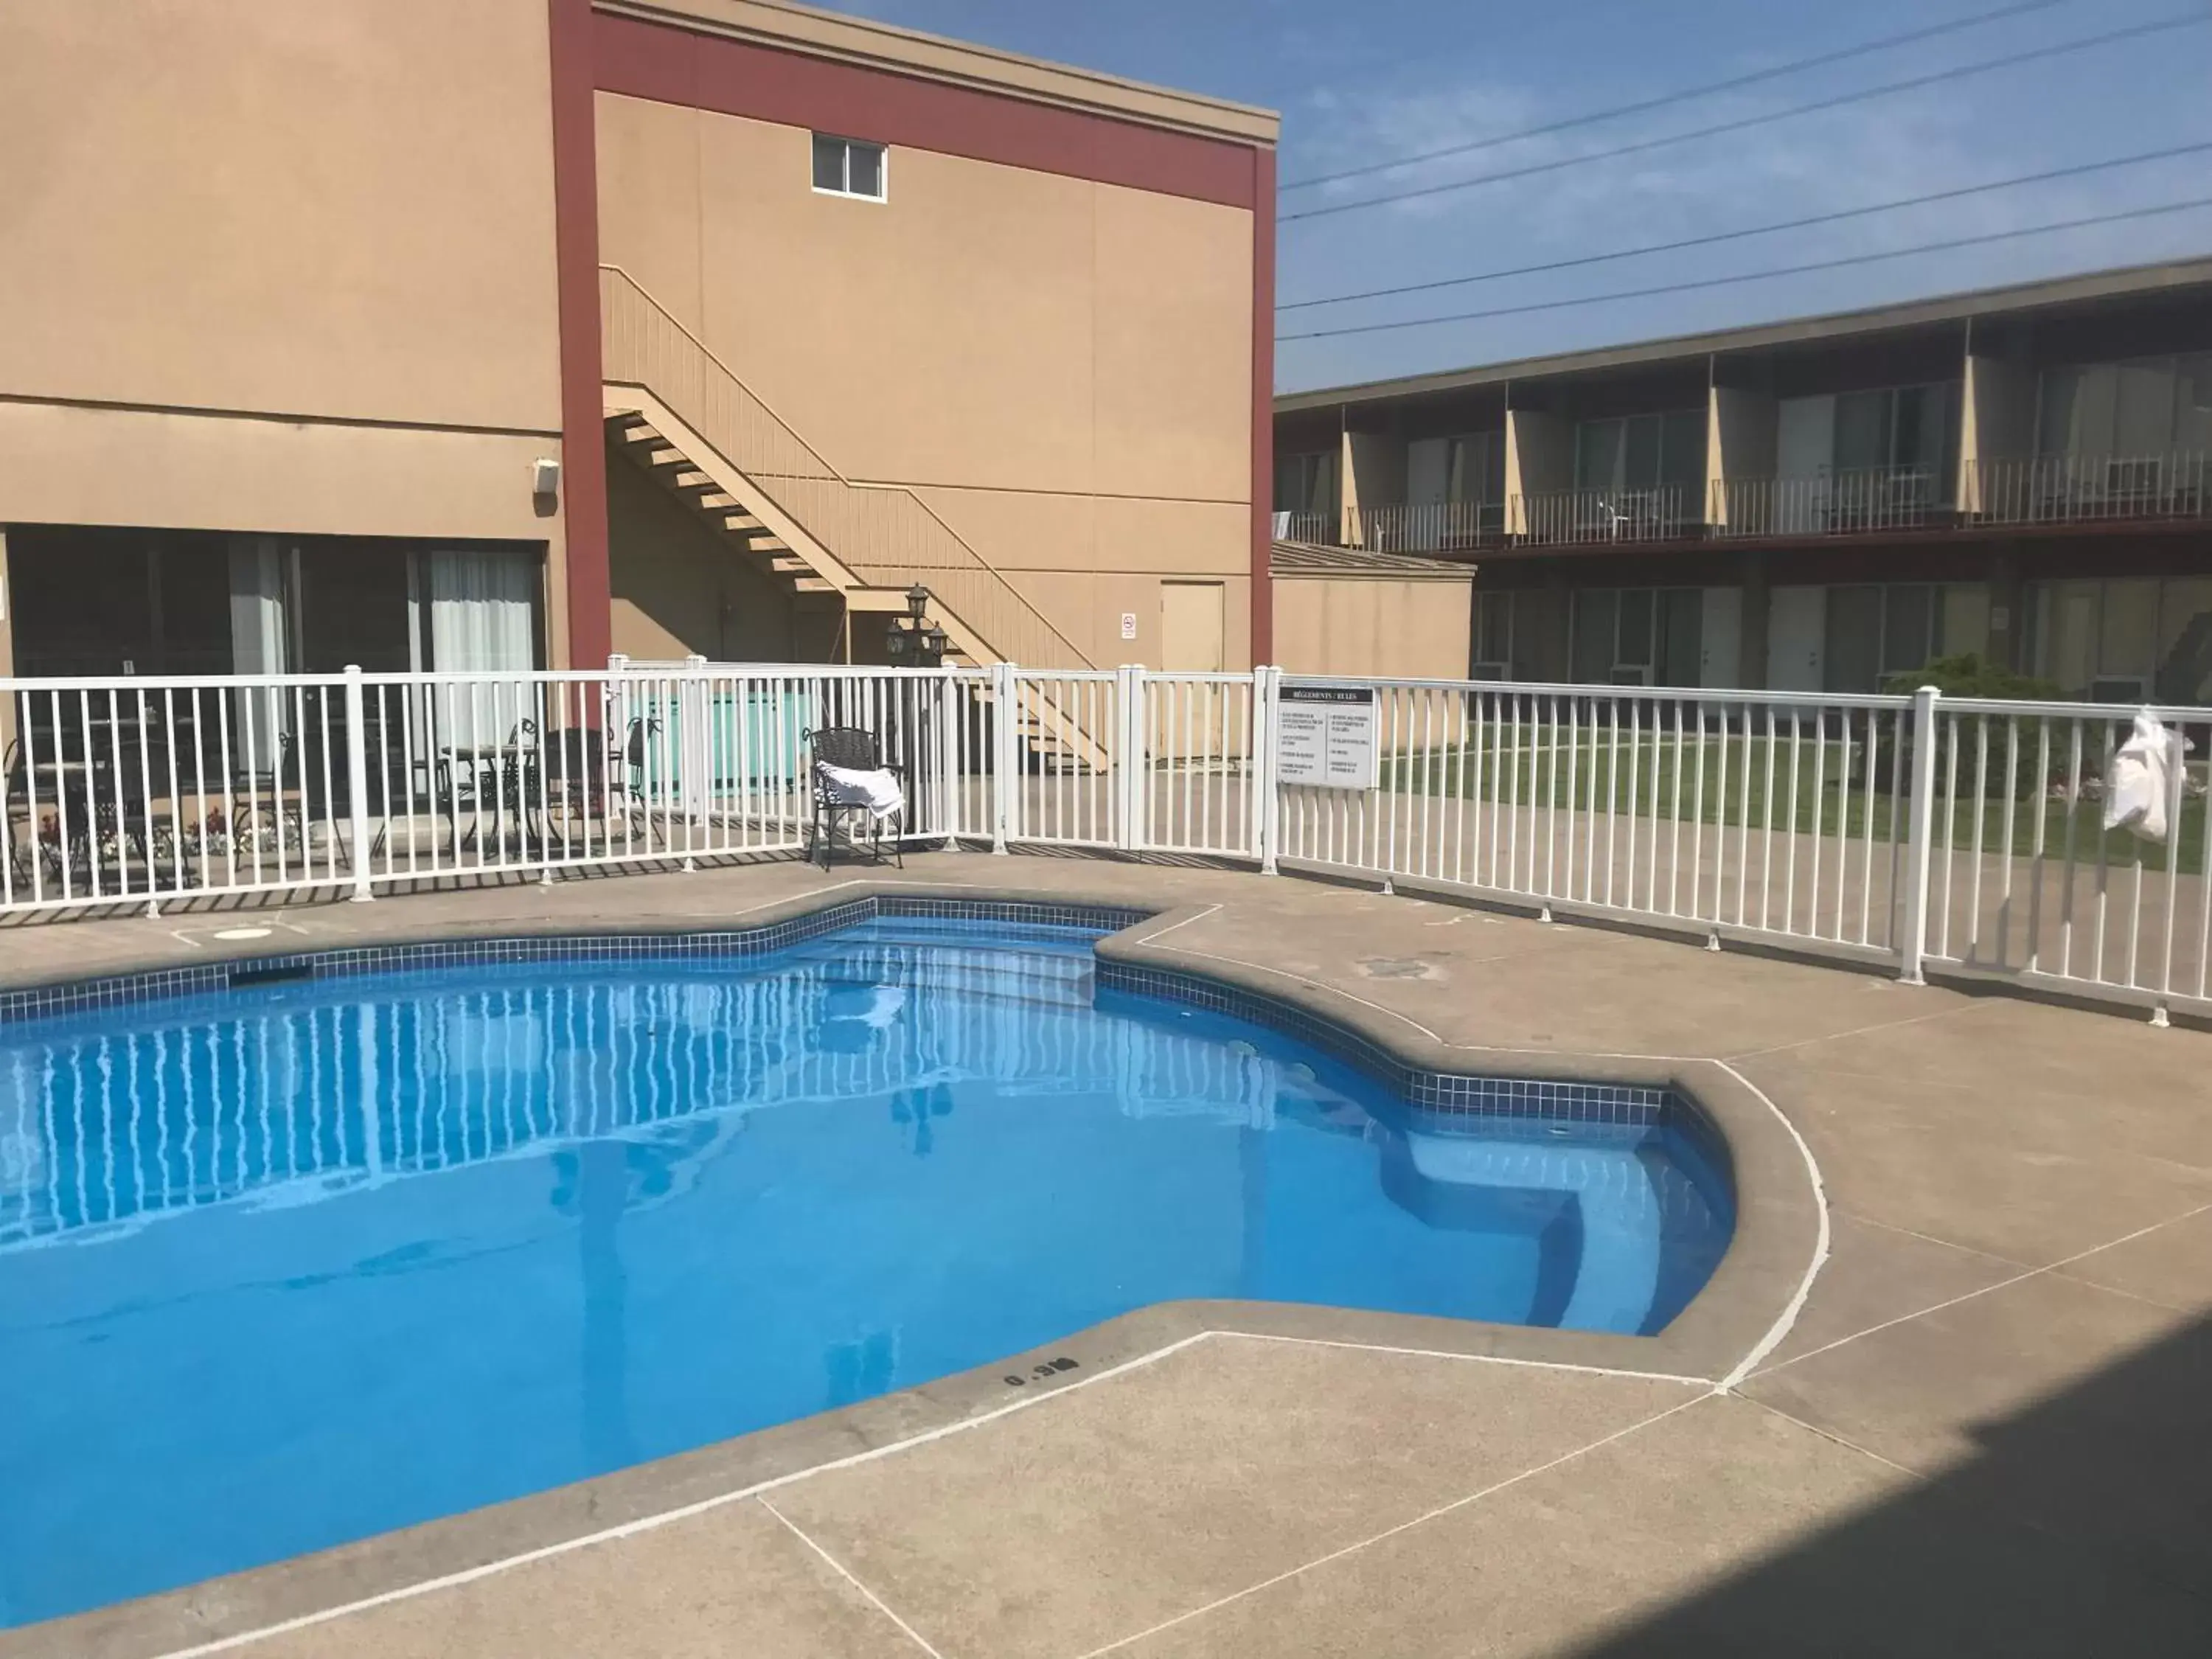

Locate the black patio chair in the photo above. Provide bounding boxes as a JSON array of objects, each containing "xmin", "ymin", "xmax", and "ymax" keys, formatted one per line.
[
  {"xmin": 805, "ymin": 726, "xmax": 905, "ymax": 871},
  {"xmin": 615, "ymin": 714, "xmax": 667, "ymax": 844},
  {"xmin": 2, "ymin": 737, "xmax": 32, "ymax": 889},
  {"xmin": 229, "ymin": 725, "xmax": 306, "ymax": 860}
]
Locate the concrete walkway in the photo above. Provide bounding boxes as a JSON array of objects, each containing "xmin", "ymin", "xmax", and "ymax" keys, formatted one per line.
[{"xmin": 7, "ymin": 854, "xmax": 2211, "ymax": 1658}]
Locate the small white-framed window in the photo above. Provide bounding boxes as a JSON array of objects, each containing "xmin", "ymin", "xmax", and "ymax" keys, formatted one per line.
[{"xmin": 812, "ymin": 133, "xmax": 886, "ymax": 201}]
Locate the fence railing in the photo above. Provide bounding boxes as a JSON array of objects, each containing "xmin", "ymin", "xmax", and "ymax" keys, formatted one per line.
[
  {"xmin": 1966, "ymin": 451, "xmax": 2210, "ymax": 526},
  {"xmin": 1272, "ymin": 510, "xmax": 1339, "ymax": 546},
  {"xmin": 1711, "ymin": 466, "xmax": 1946, "ymax": 539},
  {"xmin": 5, "ymin": 666, "xmax": 2205, "ymax": 1022},
  {"xmin": 1346, "ymin": 501, "xmax": 1503, "ymax": 554},
  {"xmin": 1512, "ymin": 484, "xmax": 1694, "ymax": 546}
]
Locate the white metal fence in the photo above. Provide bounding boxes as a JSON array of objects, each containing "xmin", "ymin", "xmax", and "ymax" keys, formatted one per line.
[
  {"xmin": 1712, "ymin": 466, "xmax": 1944, "ymax": 538},
  {"xmin": 4, "ymin": 664, "xmax": 2205, "ymax": 1021},
  {"xmin": 1969, "ymin": 450, "xmax": 2209, "ymax": 526}
]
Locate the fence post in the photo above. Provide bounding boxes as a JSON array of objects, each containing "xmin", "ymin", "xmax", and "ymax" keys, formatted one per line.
[
  {"xmin": 1116, "ymin": 664, "xmax": 1147, "ymax": 854},
  {"xmin": 344, "ymin": 664, "xmax": 374, "ymax": 902},
  {"xmin": 936, "ymin": 658, "xmax": 960, "ymax": 852},
  {"xmin": 990, "ymin": 660, "xmax": 1015, "ymax": 854},
  {"xmin": 1898, "ymin": 684, "xmax": 1941, "ymax": 984},
  {"xmin": 1253, "ymin": 664, "xmax": 1280, "ymax": 874}
]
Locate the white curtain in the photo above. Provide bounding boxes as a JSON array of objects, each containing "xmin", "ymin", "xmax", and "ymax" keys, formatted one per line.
[
  {"xmin": 428, "ymin": 550, "xmax": 539, "ymax": 746},
  {"xmin": 227, "ymin": 535, "xmax": 289, "ymax": 772}
]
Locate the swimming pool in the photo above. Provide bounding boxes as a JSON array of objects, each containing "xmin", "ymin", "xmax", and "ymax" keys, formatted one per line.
[{"xmin": 0, "ymin": 908, "xmax": 1732, "ymax": 1627}]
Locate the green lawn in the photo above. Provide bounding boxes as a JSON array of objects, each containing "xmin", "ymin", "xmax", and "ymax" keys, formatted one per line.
[{"xmin": 1377, "ymin": 728, "xmax": 2208, "ymax": 877}]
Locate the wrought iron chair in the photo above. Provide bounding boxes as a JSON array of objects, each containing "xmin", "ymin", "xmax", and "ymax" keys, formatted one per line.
[
  {"xmin": 529, "ymin": 716, "xmax": 664, "ymax": 854},
  {"xmin": 2, "ymin": 737, "xmax": 32, "ymax": 889},
  {"xmin": 804, "ymin": 726, "xmax": 905, "ymax": 871}
]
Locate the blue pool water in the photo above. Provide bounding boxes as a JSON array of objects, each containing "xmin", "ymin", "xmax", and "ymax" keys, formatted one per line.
[{"xmin": 0, "ymin": 917, "xmax": 1731, "ymax": 1627}]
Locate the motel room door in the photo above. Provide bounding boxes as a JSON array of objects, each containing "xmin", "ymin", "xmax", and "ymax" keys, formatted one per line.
[
  {"xmin": 1767, "ymin": 586, "xmax": 1826, "ymax": 692},
  {"xmin": 1161, "ymin": 581, "xmax": 1225, "ymax": 673},
  {"xmin": 1157, "ymin": 581, "xmax": 1226, "ymax": 770}
]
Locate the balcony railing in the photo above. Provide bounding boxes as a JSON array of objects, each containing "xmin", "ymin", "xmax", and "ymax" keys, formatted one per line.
[
  {"xmin": 1272, "ymin": 510, "xmax": 1338, "ymax": 545},
  {"xmin": 1968, "ymin": 451, "xmax": 2209, "ymax": 526},
  {"xmin": 1347, "ymin": 501, "xmax": 1503, "ymax": 554},
  {"xmin": 1711, "ymin": 466, "xmax": 1946, "ymax": 540},
  {"xmin": 1514, "ymin": 485, "xmax": 1693, "ymax": 547}
]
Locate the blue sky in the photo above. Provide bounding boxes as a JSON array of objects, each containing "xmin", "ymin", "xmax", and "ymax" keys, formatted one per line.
[{"xmin": 810, "ymin": 0, "xmax": 2212, "ymax": 392}]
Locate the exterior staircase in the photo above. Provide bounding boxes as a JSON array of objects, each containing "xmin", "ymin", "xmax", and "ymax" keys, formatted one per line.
[{"xmin": 599, "ymin": 265, "xmax": 1105, "ymax": 774}]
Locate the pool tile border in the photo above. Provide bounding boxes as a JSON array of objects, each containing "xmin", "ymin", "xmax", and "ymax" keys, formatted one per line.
[
  {"xmin": 0, "ymin": 893, "xmax": 1705, "ymax": 1151},
  {"xmin": 1093, "ymin": 959, "xmax": 1732, "ymax": 1194},
  {"xmin": 0, "ymin": 896, "xmax": 1150, "ymax": 1026},
  {"xmin": 1100, "ymin": 959, "xmax": 1673, "ymax": 1128}
]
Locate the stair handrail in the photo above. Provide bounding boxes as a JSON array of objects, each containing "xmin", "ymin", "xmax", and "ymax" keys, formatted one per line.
[{"xmin": 599, "ymin": 264, "xmax": 1099, "ymax": 672}]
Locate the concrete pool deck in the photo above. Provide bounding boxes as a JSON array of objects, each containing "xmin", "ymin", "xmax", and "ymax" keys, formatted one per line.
[{"xmin": 5, "ymin": 854, "xmax": 2211, "ymax": 1657}]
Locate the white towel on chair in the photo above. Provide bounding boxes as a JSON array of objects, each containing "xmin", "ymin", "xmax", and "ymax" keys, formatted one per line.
[{"xmin": 816, "ymin": 762, "xmax": 905, "ymax": 821}]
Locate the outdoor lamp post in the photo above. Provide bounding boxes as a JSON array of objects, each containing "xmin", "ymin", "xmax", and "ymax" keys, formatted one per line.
[
  {"xmin": 886, "ymin": 584, "xmax": 945, "ymax": 669},
  {"xmin": 880, "ymin": 584, "xmax": 945, "ymax": 844}
]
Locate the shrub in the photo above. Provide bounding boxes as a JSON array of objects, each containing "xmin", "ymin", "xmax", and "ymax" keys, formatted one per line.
[{"xmin": 1880, "ymin": 653, "xmax": 2065, "ymax": 702}]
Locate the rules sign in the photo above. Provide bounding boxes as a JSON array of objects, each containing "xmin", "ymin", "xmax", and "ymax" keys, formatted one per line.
[{"xmin": 1276, "ymin": 684, "xmax": 1379, "ymax": 790}]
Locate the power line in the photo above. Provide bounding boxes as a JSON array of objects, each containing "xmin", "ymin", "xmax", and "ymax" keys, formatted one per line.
[
  {"xmin": 1280, "ymin": 12, "xmax": 2211, "ymax": 226},
  {"xmin": 1279, "ymin": 139, "xmax": 2212, "ymax": 312},
  {"xmin": 1279, "ymin": 0, "xmax": 2070, "ymax": 192},
  {"xmin": 1276, "ymin": 196, "xmax": 2212, "ymax": 341}
]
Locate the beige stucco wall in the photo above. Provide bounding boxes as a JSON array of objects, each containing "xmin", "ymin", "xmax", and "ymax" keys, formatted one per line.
[
  {"xmin": 0, "ymin": 0, "xmax": 570, "ymax": 656},
  {"xmin": 594, "ymin": 91, "xmax": 1255, "ymax": 670},
  {"xmin": 1273, "ymin": 577, "xmax": 1472, "ymax": 681},
  {"xmin": 0, "ymin": 0, "xmax": 561, "ymax": 427},
  {"xmin": 607, "ymin": 439, "xmax": 814, "ymax": 662}
]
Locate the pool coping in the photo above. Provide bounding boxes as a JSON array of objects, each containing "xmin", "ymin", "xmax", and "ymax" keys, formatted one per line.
[{"xmin": 1, "ymin": 880, "xmax": 1822, "ymax": 1659}]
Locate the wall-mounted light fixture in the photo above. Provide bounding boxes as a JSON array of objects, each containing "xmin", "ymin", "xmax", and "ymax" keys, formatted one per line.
[{"xmin": 532, "ymin": 458, "xmax": 562, "ymax": 498}]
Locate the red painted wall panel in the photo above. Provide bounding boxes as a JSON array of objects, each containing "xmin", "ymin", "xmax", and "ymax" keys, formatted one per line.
[
  {"xmin": 549, "ymin": 0, "xmax": 611, "ymax": 669},
  {"xmin": 591, "ymin": 13, "xmax": 1259, "ymax": 212},
  {"xmin": 1250, "ymin": 143, "xmax": 1276, "ymax": 664}
]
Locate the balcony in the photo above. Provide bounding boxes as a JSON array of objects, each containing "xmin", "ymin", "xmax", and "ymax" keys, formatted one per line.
[
  {"xmin": 1348, "ymin": 501, "xmax": 1504, "ymax": 554},
  {"xmin": 1969, "ymin": 451, "xmax": 2209, "ymax": 527},
  {"xmin": 1711, "ymin": 465, "xmax": 1947, "ymax": 540},
  {"xmin": 1272, "ymin": 510, "xmax": 1338, "ymax": 546},
  {"xmin": 1513, "ymin": 484, "xmax": 1695, "ymax": 548}
]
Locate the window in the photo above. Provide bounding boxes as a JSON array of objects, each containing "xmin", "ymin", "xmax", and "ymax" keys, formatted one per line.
[
  {"xmin": 1273, "ymin": 450, "xmax": 1338, "ymax": 518},
  {"xmin": 1472, "ymin": 590, "xmax": 1514, "ymax": 677},
  {"xmin": 1833, "ymin": 383, "xmax": 1955, "ymax": 501},
  {"xmin": 1446, "ymin": 431, "xmax": 1506, "ymax": 507},
  {"xmin": 1568, "ymin": 586, "xmax": 1705, "ymax": 686},
  {"xmin": 2023, "ymin": 577, "xmax": 2212, "ymax": 701},
  {"xmin": 1470, "ymin": 589, "xmax": 1546, "ymax": 680},
  {"xmin": 1406, "ymin": 431, "xmax": 1506, "ymax": 546},
  {"xmin": 2037, "ymin": 354, "xmax": 2212, "ymax": 459},
  {"xmin": 1775, "ymin": 386, "xmax": 1959, "ymax": 521},
  {"xmin": 1813, "ymin": 583, "xmax": 1967, "ymax": 693},
  {"xmin": 811, "ymin": 133, "xmax": 886, "ymax": 201},
  {"xmin": 1573, "ymin": 411, "xmax": 1706, "ymax": 500}
]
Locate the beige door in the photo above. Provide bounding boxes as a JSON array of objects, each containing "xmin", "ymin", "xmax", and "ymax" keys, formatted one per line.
[
  {"xmin": 1157, "ymin": 581, "xmax": 1227, "ymax": 768},
  {"xmin": 1160, "ymin": 581, "xmax": 1225, "ymax": 672}
]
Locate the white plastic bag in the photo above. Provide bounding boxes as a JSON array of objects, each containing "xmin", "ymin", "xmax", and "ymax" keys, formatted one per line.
[{"xmin": 2102, "ymin": 710, "xmax": 2191, "ymax": 844}]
